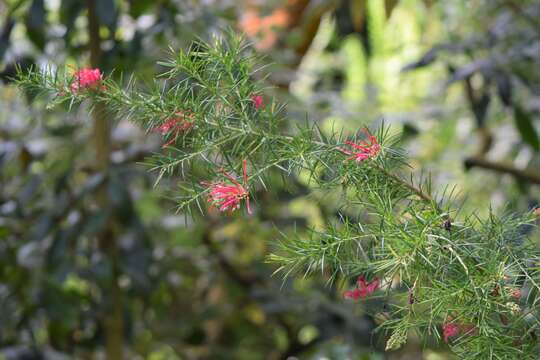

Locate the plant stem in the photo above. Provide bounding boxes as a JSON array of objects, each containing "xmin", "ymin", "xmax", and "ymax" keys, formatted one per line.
[
  {"xmin": 205, "ymin": 119, "xmax": 438, "ymax": 209},
  {"xmin": 87, "ymin": 1, "xmax": 124, "ymax": 359},
  {"xmin": 464, "ymin": 156, "xmax": 540, "ymax": 186},
  {"xmin": 374, "ymin": 164, "xmax": 435, "ymax": 204}
]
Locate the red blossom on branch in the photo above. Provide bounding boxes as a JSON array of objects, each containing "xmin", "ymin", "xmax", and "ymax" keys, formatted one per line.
[
  {"xmin": 510, "ymin": 288, "xmax": 522, "ymax": 300},
  {"xmin": 251, "ymin": 94, "xmax": 264, "ymax": 109},
  {"xmin": 442, "ymin": 321, "xmax": 460, "ymax": 342},
  {"xmin": 70, "ymin": 68, "xmax": 103, "ymax": 93},
  {"xmin": 344, "ymin": 276, "xmax": 380, "ymax": 300},
  {"xmin": 155, "ymin": 111, "xmax": 194, "ymax": 148},
  {"xmin": 442, "ymin": 317, "xmax": 478, "ymax": 342},
  {"xmin": 204, "ymin": 160, "xmax": 252, "ymax": 214},
  {"xmin": 338, "ymin": 128, "xmax": 381, "ymax": 162}
]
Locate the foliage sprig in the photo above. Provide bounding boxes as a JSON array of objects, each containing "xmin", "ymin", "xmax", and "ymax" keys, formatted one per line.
[{"xmin": 15, "ymin": 33, "xmax": 540, "ymax": 359}]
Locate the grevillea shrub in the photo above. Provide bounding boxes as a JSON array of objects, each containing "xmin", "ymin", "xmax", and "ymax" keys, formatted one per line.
[{"xmin": 17, "ymin": 34, "xmax": 540, "ymax": 359}]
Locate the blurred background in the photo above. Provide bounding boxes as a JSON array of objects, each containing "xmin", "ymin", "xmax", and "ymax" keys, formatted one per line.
[{"xmin": 1, "ymin": 0, "xmax": 539, "ymax": 359}]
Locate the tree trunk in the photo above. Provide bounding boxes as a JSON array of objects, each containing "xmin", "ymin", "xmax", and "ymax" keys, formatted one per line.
[{"xmin": 86, "ymin": 1, "xmax": 124, "ymax": 359}]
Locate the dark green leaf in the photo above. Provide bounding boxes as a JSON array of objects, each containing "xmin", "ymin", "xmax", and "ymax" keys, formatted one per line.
[
  {"xmin": 96, "ymin": 0, "xmax": 117, "ymax": 31},
  {"xmin": 514, "ymin": 105, "xmax": 540, "ymax": 151},
  {"xmin": 0, "ymin": 18, "xmax": 15, "ymax": 60},
  {"xmin": 495, "ymin": 72, "xmax": 512, "ymax": 107},
  {"xmin": 24, "ymin": 0, "xmax": 46, "ymax": 50}
]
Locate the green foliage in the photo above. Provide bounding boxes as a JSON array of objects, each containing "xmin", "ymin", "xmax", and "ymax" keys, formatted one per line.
[
  {"xmin": 514, "ymin": 105, "xmax": 540, "ymax": 151},
  {"xmin": 16, "ymin": 33, "xmax": 540, "ymax": 359}
]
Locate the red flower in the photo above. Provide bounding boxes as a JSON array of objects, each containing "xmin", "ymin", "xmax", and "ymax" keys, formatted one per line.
[
  {"xmin": 344, "ymin": 276, "xmax": 380, "ymax": 300},
  {"xmin": 338, "ymin": 128, "xmax": 380, "ymax": 162},
  {"xmin": 70, "ymin": 68, "xmax": 102, "ymax": 93},
  {"xmin": 442, "ymin": 321, "xmax": 460, "ymax": 342},
  {"xmin": 155, "ymin": 111, "xmax": 194, "ymax": 148},
  {"xmin": 204, "ymin": 160, "xmax": 252, "ymax": 214},
  {"xmin": 251, "ymin": 95, "xmax": 264, "ymax": 109},
  {"xmin": 510, "ymin": 288, "xmax": 522, "ymax": 300},
  {"xmin": 442, "ymin": 317, "xmax": 477, "ymax": 342}
]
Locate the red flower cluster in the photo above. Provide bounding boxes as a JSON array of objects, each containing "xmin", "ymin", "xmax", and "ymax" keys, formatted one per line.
[
  {"xmin": 251, "ymin": 94, "xmax": 264, "ymax": 109},
  {"xmin": 442, "ymin": 322, "xmax": 459, "ymax": 342},
  {"xmin": 155, "ymin": 111, "xmax": 194, "ymax": 148},
  {"xmin": 510, "ymin": 288, "xmax": 522, "ymax": 299},
  {"xmin": 338, "ymin": 128, "xmax": 380, "ymax": 162},
  {"xmin": 442, "ymin": 317, "xmax": 478, "ymax": 342},
  {"xmin": 70, "ymin": 68, "xmax": 103, "ymax": 93},
  {"xmin": 344, "ymin": 276, "xmax": 380, "ymax": 300},
  {"xmin": 204, "ymin": 160, "xmax": 252, "ymax": 214}
]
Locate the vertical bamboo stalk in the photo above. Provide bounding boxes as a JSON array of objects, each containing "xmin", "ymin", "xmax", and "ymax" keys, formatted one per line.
[{"xmin": 86, "ymin": 1, "xmax": 124, "ymax": 359}]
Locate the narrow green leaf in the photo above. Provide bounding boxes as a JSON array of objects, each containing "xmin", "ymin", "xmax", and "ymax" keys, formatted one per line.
[{"xmin": 514, "ymin": 105, "xmax": 539, "ymax": 151}]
